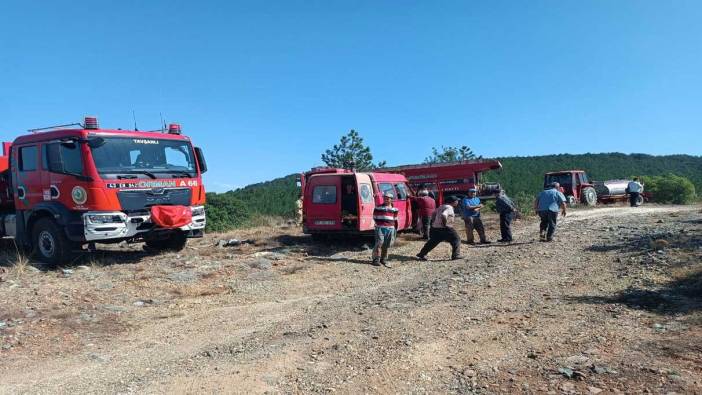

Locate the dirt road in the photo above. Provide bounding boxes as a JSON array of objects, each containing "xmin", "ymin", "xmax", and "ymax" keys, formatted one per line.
[{"xmin": 1, "ymin": 205, "xmax": 700, "ymax": 394}]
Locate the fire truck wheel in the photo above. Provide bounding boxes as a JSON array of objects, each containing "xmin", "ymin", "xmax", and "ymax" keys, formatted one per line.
[
  {"xmin": 581, "ymin": 187, "xmax": 597, "ymax": 206},
  {"xmin": 31, "ymin": 217, "xmax": 76, "ymax": 265},
  {"xmin": 145, "ymin": 231, "xmax": 187, "ymax": 252}
]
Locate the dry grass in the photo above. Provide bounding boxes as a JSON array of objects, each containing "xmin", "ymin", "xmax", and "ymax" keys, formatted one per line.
[{"xmin": 0, "ymin": 240, "xmax": 32, "ymax": 277}]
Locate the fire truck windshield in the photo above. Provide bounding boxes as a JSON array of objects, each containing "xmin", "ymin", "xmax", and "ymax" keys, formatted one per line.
[{"xmin": 90, "ymin": 137, "xmax": 197, "ymax": 177}]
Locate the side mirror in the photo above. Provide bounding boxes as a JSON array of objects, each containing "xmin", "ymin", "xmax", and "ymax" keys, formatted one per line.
[
  {"xmin": 194, "ymin": 147, "xmax": 207, "ymax": 174},
  {"xmin": 46, "ymin": 143, "xmax": 64, "ymax": 173},
  {"xmin": 87, "ymin": 137, "xmax": 105, "ymax": 149}
]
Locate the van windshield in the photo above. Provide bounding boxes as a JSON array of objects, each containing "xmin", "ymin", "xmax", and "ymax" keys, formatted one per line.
[{"xmin": 90, "ymin": 137, "xmax": 197, "ymax": 177}]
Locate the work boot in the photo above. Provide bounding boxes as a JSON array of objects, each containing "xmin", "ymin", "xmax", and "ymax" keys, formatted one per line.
[
  {"xmin": 450, "ymin": 255, "xmax": 465, "ymax": 261},
  {"xmin": 371, "ymin": 258, "xmax": 381, "ymax": 266},
  {"xmin": 480, "ymin": 240, "xmax": 491, "ymax": 244},
  {"xmin": 381, "ymin": 259, "xmax": 392, "ymax": 268},
  {"xmin": 416, "ymin": 254, "xmax": 428, "ymax": 261}
]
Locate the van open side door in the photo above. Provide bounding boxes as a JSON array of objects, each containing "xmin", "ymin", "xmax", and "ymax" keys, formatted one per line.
[{"xmin": 355, "ymin": 173, "xmax": 375, "ymax": 231}]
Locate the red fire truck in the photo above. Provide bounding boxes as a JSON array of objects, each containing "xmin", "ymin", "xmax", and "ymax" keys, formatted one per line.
[
  {"xmin": 0, "ymin": 116, "xmax": 208, "ymax": 264},
  {"xmin": 300, "ymin": 168, "xmax": 414, "ymax": 236},
  {"xmin": 384, "ymin": 159, "xmax": 503, "ymax": 204}
]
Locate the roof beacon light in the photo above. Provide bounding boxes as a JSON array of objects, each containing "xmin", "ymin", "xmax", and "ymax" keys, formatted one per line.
[
  {"xmin": 168, "ymin": 123, "xmax": 182, "ymax": 135},
  {"xmin": 84, "ymin": 116, "xmax": 99, "ymax": 130}
]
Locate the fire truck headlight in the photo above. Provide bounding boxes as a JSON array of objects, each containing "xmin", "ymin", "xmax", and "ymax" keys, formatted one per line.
[
  {"xmin": 191, "ymin": 206, "xmax": 205, "ymax": 217},
  {"xmin": 87, "ymin": 214, "xmax": 124, "ymax": 224}
]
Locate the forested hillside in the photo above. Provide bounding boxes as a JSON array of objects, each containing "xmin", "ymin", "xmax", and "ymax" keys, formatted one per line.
[
  {"xmin": 205, "ymin": 153, "xmax": 701, "ymax": 230},
  {"xmin": 483, "ymin": 153, "xmax": 702, "ymax": 197}
]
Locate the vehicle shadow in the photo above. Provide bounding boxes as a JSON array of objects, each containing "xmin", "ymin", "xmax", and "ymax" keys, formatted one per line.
[
  {"xmin": 273, "ymin": 234, "xmax": 375, "ymax": 258},
  {"xmin": 312, "ymin": 253, "xmax": 420, "ymax": 266},
  {"xmin": 0, "ymin": 239, "xmax": 151, "ymax": 271}
]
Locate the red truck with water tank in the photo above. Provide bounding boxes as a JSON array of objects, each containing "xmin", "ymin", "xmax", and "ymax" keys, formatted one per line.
[{"xmin": 0, "ymin": 116, "xmax": 208, "ymax": 264}]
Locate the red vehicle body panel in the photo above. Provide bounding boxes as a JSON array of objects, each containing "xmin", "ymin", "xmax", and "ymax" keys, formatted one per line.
[
  {"xmin": 301, "ymin": 168, "xmax": 414, "ymax": 235},
  {"xmin": 384, "ymin": 160, "xmax": 502, "ymax": 204}
]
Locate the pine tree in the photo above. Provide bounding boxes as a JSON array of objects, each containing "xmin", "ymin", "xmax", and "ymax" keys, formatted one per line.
[
  {"xmin": 321, "ymin": 130, "xmax": 385, "ymax": 171},
  {"xmin": 424, "ymin": 145, "xmax": 481, "ymax": 163}
]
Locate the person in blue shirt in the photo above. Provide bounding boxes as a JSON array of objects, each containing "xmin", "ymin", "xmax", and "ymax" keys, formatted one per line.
[
  {"xmin": 534, "ymin": 182, "xmax": 568, "ymax": 242},
  {"xmin": 461, "ymin": 188, "xmax": 490, "ymax": 244}
]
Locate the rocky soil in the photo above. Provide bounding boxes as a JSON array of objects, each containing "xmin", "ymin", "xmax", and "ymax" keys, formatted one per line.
[{"xmin": 0, "ymin": 204, "xmax": 701, "ymax": 394}]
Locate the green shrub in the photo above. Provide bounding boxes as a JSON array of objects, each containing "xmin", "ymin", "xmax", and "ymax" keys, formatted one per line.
[
  {"xmin": 512, "ymin": 191, "xmax": 536, "ymax": 217},
  {"xmin": 205, "ymin": 193, "xmax": 251, "ymax": 232},
  {"xmin": 640, "ymin": 174, "xmax": 696, "ymax": 204}
]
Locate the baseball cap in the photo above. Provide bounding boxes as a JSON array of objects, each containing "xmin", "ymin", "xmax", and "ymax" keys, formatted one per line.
[{"xmin": 444, "ymin": 195, "xmax": 458, "ymax": 204}]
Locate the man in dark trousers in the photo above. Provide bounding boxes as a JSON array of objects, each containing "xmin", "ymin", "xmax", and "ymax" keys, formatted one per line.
[
  {"xmin": 461, "ymin": 188, "xmax": 490, "ymax": 244},
  {"xmin": 411, "ymin": 190, "xmax": 436, "ymax": 240},
  {"xmin": 534, "ymin": 182, "xmax": 567, "ymax": 242},
  {"xmin": 495, "ymin": 190, "xmax": 517, "ymax": 242},
  {"xmin": 416, "ymin": 196, "xmax": 463, "ymax": 261},
  {"xmin": 627, "ymin": 177, "xmax": 643, "ymax": 207}
]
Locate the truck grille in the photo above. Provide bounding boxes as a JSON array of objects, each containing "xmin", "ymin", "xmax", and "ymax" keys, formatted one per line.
[{"xmin": 117, "ymin": 188, "xmax": 192, "ymax": 211}]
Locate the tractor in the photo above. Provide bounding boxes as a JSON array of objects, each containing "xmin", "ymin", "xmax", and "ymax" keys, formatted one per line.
[{"xmin": 544, "ymin": 170, "xmax": 598, "ymax": 206}]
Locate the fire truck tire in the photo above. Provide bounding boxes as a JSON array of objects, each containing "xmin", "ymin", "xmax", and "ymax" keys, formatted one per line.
[
  {"xmin": 31, "ymin": 217, "xmax": 77, "ymax": 265},
  {"xmin": 145, "ymin": 231, "xmax": 187, "ymax": 252},
  {"xmin": 581, "ymin": 187, "xmax": 597, "ymax": 206}
]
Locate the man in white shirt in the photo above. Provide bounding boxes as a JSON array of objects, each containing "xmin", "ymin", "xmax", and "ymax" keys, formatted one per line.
[
  {"xmin": 416, "ymin": 196, "xmax": 463, "ymax": 261},
  {"xmin": 627, "ymin": 177, "xmax": 643, "ymax": 207}
]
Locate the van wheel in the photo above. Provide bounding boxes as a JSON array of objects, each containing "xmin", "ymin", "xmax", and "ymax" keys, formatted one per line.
[
  {"xmin": 31, "ymin": 217, "xmax": 76, "ymax": 265},
  {"xmin": 145, "ymin": 231, "xmax": 187, "ymax": 252}
]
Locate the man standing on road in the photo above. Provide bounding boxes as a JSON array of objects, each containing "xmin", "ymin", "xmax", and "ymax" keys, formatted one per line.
[
  {"xmin": 372, "ymin": 192, "xmax": 399, "ymax": 267},
  {"xmin": 461, "ymin": 188, "xmax": 490, "ymax": 245},
  {"xmin": 627, "ymin": 177, "xmax": 643, "ymax": 207},
  {"xmin": 534, "ymin": 182, "xmax": 567, "ymax": 242},
  {"xmin": 416, "ymin": 196, "xmax": 463, "ymax": 261},
  {"xmin": 495, "ymin": 190, "xmax": 517, "ymax": 243},
  {"xmin": 411, "ymin": 190, "xmax": 436, "ymax": 240}
]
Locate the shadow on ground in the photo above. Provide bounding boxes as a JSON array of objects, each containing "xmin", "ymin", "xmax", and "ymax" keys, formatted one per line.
[
  {"xmin": 0, "ymin": 239, "xmax": 152, "ymax": 271},
  {"xmin": 567, "ymin": 269, "xmax": 702, "ymax": 315}
]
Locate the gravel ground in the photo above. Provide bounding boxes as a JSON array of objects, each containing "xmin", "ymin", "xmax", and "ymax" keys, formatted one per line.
[{"xmin": 0, "ymin": 204, "xmax": 700, "ymax": 394}]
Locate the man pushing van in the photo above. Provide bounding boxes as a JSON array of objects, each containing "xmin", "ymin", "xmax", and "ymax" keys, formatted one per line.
[{"xmin": 372, "ymin": 192, "xmax": 399, "ymax": 267}]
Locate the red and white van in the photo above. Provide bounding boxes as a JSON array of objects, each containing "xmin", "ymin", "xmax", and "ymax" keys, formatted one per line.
[{"xmin": 300, "ymin": 168, "xmax": 414, "ymax": 236}]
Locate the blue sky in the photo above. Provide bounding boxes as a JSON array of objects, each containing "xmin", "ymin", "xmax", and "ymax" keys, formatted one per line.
[{"xmin": 1, "ymin": 1, "xmax": 700, "ymax": 192}]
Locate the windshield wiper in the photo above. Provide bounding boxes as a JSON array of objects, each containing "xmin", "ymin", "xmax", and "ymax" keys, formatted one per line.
[
  {"xmin": 169, "ymin": 170, "xmax": 194, "ymax": 178},
  {"xmin": 137, "ymin": 171, "xmax": 157, "ymax": 179},
  {"xmin": 116, "ymin": 174, "xmax": 138, "ymax": 179}
]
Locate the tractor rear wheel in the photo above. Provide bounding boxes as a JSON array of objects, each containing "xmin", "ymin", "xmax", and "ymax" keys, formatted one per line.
[
  {"xmin": 581, "ymin": 187, "xmax": 597, "ymax": 206},
  {"xmin": 635, "ymin": 194, "xmax": 645, "ymax": 206}
]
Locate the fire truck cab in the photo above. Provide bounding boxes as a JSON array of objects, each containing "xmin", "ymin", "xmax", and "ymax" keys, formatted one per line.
[
  {"xmin": 0, "ymin": 117, "xmax": 208, "ymax": 264},
  {"xmin": 300, "ymin": 168, "xmax": 414, "ymax": 236}
]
